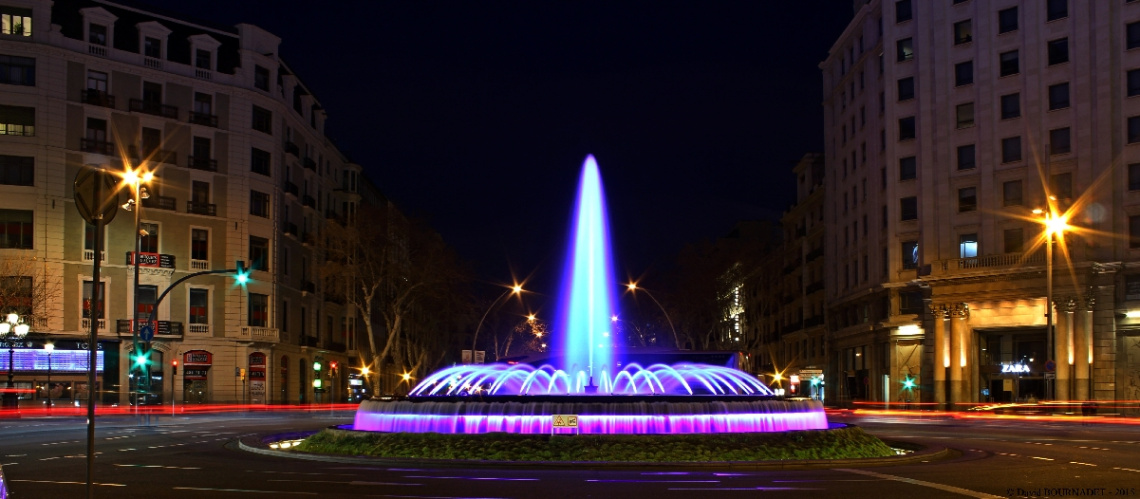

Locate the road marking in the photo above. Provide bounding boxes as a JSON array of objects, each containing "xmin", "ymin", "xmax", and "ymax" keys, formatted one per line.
[
  {"xmin": 267, "ymin": 479, "xmax": 421, "ymax": 486},
  {"xmin": 1114, "ymin": 467, "xmax": 1140, "ymax": 473},
  {"xmin": 174, "ymin": 487, "xmax": 316, "ymax": 495},
  {"xmin": 838, "ymin": 468, "xmax": 1003, "ymax": 499},
  {"xmin": 1070, "ymin": 462, "xmax": 1096, "ymax": 467},
  {"xmin": 667, "ymin": 487, "xmax": 819, "ymax": 491},
  {"xmin": 1031, "ymin": 457, "xmax": 1054, "ymax": 461},
  {"xmin": 11, "ymin": 479, "xmax": 125, "ymax": 487},
  {"xmin": 114, "ymin": 464, "xmax": 202, "ymax": 470},
  {"xmin": 405, "ymin": 476, "xmax": 540, "ymax": 482}
]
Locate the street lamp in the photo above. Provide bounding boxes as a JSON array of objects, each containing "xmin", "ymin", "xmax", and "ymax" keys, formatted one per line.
[
  {"xmin": 1, "ymin": 313, "xmax": 30, "ymax": 408},
  {"xmin": 43, "ymin": 342, "xmax": 53, "ymax": 408},
  {"xmin": 1033, "ymin": 205, "xmax": 1069, "ymax": 401},
  {"xmin": 121, "ymin": 166, "xmax": 152, "ymax": 405},
  {"xmin": 470, "ymin": 284, "xmax": 523, "ymax": 364},
  {"xmin": 625, "ymin": 282, "xmax": 680, "ymax": 349}
]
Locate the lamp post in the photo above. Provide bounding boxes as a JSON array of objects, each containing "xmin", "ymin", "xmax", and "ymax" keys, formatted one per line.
[
  {"xmin": 122, "ymin": 166, "xmax": 152, "ymax": 405},
  {"xmin": 470, "ymin": 284, "xmax": 522, "ymax": 364},
  {"xmin": 44, "ymin": 342, "xmax": 53, "ymax": 408},
  {"xmin": 625, "ymin": 282, "xmax": 680, "ymax": 349},
  {"xmin": 1034, "ymin": 206, "xmax": 1068, "ymax": 401},
  {"xmin": 1, "ymin": 313, "xmax": 30, "ymax": 408}
]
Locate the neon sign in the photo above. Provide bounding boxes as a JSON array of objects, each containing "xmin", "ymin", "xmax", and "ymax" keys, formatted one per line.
[{"xmin": 1001, "ymin": 363, "xmax": 1030, "ymax": 373}]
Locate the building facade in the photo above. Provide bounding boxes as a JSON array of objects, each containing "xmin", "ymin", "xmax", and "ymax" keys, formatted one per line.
[
  {"xmin": 821, "ymin": 0, "xmax": 1140, "ymax": 408},
  {"xmin": 0, "ymin": 0, "xmax": 375, "ymax": 406}
]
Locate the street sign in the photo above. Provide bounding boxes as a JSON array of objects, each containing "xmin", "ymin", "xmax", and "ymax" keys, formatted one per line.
[
  {"xmin": 552, "ymin": 414, "xmax": 578, "ymax": 428},
  {"xmin": 73, "ymin": 165, "xmax": 120, "ymax": 225},
  {"xmin": 1045, "ymin": 359, "xmax": 1057, "ymax": 372},
  {"xmin": 139, "ymin": 324, "xmax": 154, "ymax": 342},
  {"xmin": 1045, "ymin": 372, "xmax": 1057, "ymax": 380}
]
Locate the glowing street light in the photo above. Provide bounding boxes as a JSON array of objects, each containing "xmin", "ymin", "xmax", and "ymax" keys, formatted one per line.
[
  {"xmin": 625, "ymin": 282, "xmax": 680, "ymax": 349},
  {"xmin": 1032, "ymin": 205, "xmax": 1069, "ymax": 400},
  {"xmin": 121, "ymin": 165, "xmax": 155, "ymax": 404},
  {"xmin": 1, "ymin": 313, "xmax": 30, "ymax": 408}
]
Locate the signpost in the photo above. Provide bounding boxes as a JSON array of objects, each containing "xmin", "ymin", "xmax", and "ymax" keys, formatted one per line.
[
  {"xmin": 139, "ymin": 323, "xmax": 154, "ymax": 342},
  {"xmin": 551, "ymin": 414, "xmax": 579, "ymax": 435}
]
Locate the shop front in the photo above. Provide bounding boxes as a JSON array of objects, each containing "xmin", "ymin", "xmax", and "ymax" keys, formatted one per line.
[
  {"xmin": 977, "ymin": 328, "xmax": 1048, "ymax": 403},
  {"xmin": 182, "ymin": 350, "xmax": 211, "ymax": 404}
]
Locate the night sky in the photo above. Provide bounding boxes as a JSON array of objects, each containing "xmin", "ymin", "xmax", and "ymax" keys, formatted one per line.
[{"xmin": 140, "ymin": 1, "xmax": 854, "ymax": 295}]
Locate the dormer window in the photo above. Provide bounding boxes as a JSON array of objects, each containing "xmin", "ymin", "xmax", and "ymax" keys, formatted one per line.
[
  {"xmin": 136, "ymin": 21, "xmax": 170, "ymax": 69},
  {"xmin": 80, "ymin": 7, "xmax": 116, "ymax": 56},
  {"xmin": 188, "ymin": 34, "xmax": 220, "ymax": 80},
  {"xmin": 88, "ymin": 24, "xmax": 106, "ymax": 45},
  {"xmin": 144, "ymin": 37, "xmax": 160, "ymax": 58},
  {"xmin": 1, "ymin": 7, "xmax": 31, "ymax": 37},
  {"xmin": 195, "ymin": 49, "xmax": 210, "ymax": 70}
]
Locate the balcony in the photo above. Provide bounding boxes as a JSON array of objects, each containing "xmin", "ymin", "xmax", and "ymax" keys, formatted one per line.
[
  {"xmin": 81, "ymin": 89, "xmax": 115, "ymax": 108},
  {"xmin": 80, "ymin": 318, "xmax": 106, "ymax": 331},
  {"xmin": 928, "ymin": 251, "xmax": 1045, "ymax": 278},
  {"xmin": 129, "ymin": 98, "xmax": 178, "ymax": 119},
  {"xmin": 325, "ymin": 210, "xmax": 343, "ymax": 225},
  {"xmin": 187, "ymin": 156, "xmax": 218, "ymax": 172},
  {"xmin": 141, "ymin": 148, "xmax": 177, "ymax": 165},
  {"xmin": 803, "ymin": 315, "xmax": 824, "ymax": 329},
  {"xmin": 188, "ymin": 111, "xmax": 218, "ymax": 127},
  {"xmin": 301, "ymin": 335, "xmax": 318, "ymax": 347},
  {"xmin": 302, "ymin": 281, "xmax": 316, "ymax": 294},
  {"xmin": 327, "ymin": 341, "xmax": 347, "ymax": 353},
  {"xmin": 186, "ymin": 201, "xmax": 217, "ymax": 216},
  {"xmin": 238, "ymin": 326, "xmax": 280, "ymax": 343},
  {"xmin": 188, "ymin": 323, "xmax": 209, "ymax": 334},
  {"xmin": 302, "ymin": 233, "xmax": 316, "ymax": 246},
  {"xmin": 190, "ymin": 259, "xmax": 209, "ymax": 270},
  {"xmin": 115, "ymin": 319, "xmax": 183, "ymax": 337},
  {"xmin": 806, "ymin": 247, "xmax": 824, "ymax": 262},
  {"xmin": 302, "ymin": 156, "xmax": 317, "ymax": 170},
  {"xmin": 80, "ymin": 138, "xmax": 113, "ymax": 155},
  {"xmin": 302, "ymin": 195, "xmax": 316, "ymax": 208},
  {"xmin": 82, "ymin": 250, "xmax": 105, "ymax": 262},
  {"xmin": 283, "ymin": 181, "xmax": 298, "ymax": 197},
  {"xmin": 284, "ymin": 140, "xmax": 299, "ymax": 157},
  {"xmin": 282, "ymin": 222, "xmax": 298, "ymax": 236},
  {"xmin": 806, "ymin": 280, "xmax": 825, "ymax": 294},
  {"xmin": 142, "ymin": 195, "xmax": 176, "ymax": 211}
]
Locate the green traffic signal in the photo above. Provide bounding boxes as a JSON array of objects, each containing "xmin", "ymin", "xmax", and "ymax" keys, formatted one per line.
[
  {"xmin": 902, "ymin": 376, "xmax": 916, "ymax": 389},
  {"xmin": 313, "ymin": 361, "xmax": 322, "ymax": 372},
  {"xmin": 234, "ymin": 260, "xmax": 249, "ymax": 285},
  {"xmin": 133, "ymin": 351, "xmax": 151, "ymax": 369}
]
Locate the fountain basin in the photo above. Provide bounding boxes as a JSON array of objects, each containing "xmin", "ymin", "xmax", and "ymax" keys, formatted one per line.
[{"xmin": 354, "ymin": 395, "xmax": 826, "ymax": 434}]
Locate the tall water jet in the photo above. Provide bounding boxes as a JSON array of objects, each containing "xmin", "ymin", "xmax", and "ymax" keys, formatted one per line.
[
  {"xmin": 557, "ymin": 155, "xmax": 618, "ymax": 391},
  {"xmin": 354, "ymin": 155, "xmax": 827, "ymax": 434}
]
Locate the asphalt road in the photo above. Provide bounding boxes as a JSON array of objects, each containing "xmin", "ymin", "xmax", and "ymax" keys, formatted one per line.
[{"xmin": 1, "ymin": 409, "xmax": 1139, "ymax": 498}]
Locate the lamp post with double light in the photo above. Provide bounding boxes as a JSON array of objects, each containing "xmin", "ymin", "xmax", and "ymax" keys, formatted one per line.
[
  {"xmin": 121, "ymin": 166, "xmax": 152, "ymax": 405},
  {"xmin": 470, "ymin": 284, "xmax": 523, "ymax": 364},
  {"xmin": 1033, "ymin": 205, "xmax": 1069, "ymax": 401},
  {"xmin": 1, "ymin": 313, "xmax": 30, "ymax": 408}
]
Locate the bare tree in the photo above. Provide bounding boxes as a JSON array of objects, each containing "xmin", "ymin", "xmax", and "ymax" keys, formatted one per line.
[{"xmin": 0, "ymin": 254, "xmax": 61, "ymax": 330}]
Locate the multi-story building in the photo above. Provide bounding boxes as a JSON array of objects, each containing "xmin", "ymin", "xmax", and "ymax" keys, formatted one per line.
[
  {"xmin": 821, "ymin": 0, "xmax": 1139, "ymax": 408},
  {"xmin": 0, "ymin": 0, "xmax": 373, "ymax": 406}
]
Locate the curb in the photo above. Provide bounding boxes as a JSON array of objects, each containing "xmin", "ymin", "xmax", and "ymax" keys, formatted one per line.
[{"xmin": 237, "ymin": 432, "xmax": 953, "ymax": 470}]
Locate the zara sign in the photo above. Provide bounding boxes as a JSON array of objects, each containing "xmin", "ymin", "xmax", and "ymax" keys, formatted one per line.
[{"xmin": 1000, "ymin": 363, "xmax": 1031, "ymax": 374}]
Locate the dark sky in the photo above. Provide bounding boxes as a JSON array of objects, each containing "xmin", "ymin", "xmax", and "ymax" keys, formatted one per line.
[{"xmin": 142, "ymin": 1, "xmax": 853, "ymax": 294}]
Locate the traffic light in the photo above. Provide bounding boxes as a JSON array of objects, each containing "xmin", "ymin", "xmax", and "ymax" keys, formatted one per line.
[
  {"xmin": 902, "ymin": 376, "xmax": 916, "ymax": 390},
  {"xmin": 172, "ymin": 359, "xmax": 178, "ymax": 375},
  {"xmin": 132, "ymin": 349, "xmax": 151, "ymax": 370},
  {"xmin": 312, "ymin": 378, "xmax": 322, "ymax": 389},
  {"xmin": 313, "ymin": 360, "xmax": 322, "ymax": 372},
  {"xmin": 329, "ymin": 361, "xmax": 338, "ymax": 376},
  {"xmin": 234, "ymin": 260, "xmax": 249, "ymax": 285}
]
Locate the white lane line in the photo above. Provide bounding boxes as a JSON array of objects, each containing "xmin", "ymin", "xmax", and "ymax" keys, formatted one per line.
[
  {"xmin": 1115, "ymin": 467, "xmax": 1140, "ymax": 473},
  {"xmin": 1070, "ymin": 462, "xmax": 1097, "ymax": 467},
  {"xmin": 11, "ymin": 479, "xmax": 125, "ymax": 487},
  {"xmin": 838, "ymin": 468, "xmax": 1003, "ymax": 499},
  {"xmin": 1031, "ymin": 456, "xmax": 1054, "ymax": 461},
  {"xmin": 174, "ymin": 487, "xmax": 316, "ymax": 495},
  {"xmin": 267, "ymin": 479, "xmax": 422, "ymax": 486},
  {"xmin": 668, "ymin": 487, "xmax": 820, "ymax": 491}
]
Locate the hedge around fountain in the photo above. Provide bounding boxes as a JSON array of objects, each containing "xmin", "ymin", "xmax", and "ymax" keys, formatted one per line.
[{"xmin": 292, "ymin": 426, "xmax": 894, "ymax": 462}]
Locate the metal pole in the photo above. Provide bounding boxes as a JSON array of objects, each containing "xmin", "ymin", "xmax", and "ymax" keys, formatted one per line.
[
  {"xmin": 131, "ymin": 183, "xmax": 141, "ymax": 410},
  {"xmin": 87, "ymin": 203, "xmax": 104, "ymax": 499},
  {"xmin": 46, "ymin": 350, "xmax": 51, "ymax": 409},
  {"xmin": 471, "ymin": 289, "xmax": 511, "ymax": 364},
  {"xmin": 1046, "ymin": 229, "xmax": 1053, "ymax": 401}
]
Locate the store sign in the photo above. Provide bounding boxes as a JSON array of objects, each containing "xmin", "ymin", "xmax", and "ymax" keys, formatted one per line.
[
  {"xmin": 1001, "ymin": 363, "xmax": 1031, "ymax": 373},
  {"xmin": 126, "ymin": 251, "xmax": 176, "ymax": 269},
  {"xmin": 249, "ymin": 352, "xmax": 267, "ymax": 404},
  {"xmin": 184, "ymin": 350, "xmax": 212, "ymax": 366}
]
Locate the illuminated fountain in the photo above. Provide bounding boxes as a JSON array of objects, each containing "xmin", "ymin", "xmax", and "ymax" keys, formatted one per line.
[{"xmin": 354, "ymin": 155, "xmax": 826, "ymax": 434}]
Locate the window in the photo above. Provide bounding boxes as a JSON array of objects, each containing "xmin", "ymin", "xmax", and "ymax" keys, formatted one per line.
[
  {"xmin": 141, "ymin": 127, "xmax": 161, "ymax": 157},
  {"xmin": 900, "ymin": 196, "xmax": 918, "ymax": 221},
  {"xmin": 1050, "ymin": 172, "xmax": 1073, "ymax": 201},
  {"xmin": 1003, "ymin": 180, "xmax": 1023, "ymax": 206},
  {"xmin": 1129, "ymin": 69, "xmax": 1140, "ymax": 97},
  {"xmin": 1129, "ymin": 116, "xmax": 1140, "ymax": 143},
  {"xmin": 84, "ymin": 223, "xmax": 104, "ymax": 251},
  {"xmin": 254, "ymin": 65, "xmax": 269, "ymax": 91},
  {"xmin": 1048, "ymin": 38, "xmax": 1069, "ymax": 65},
  {"xmin": 195, "ymin": 49, "xmax": 211, "ymax": 70},
  {"xmin": 250, "ymin": 236, "xmax": 269, "ymax": 271},
  {"xmin": 959, "ymin": 234, "xmax": 978, "ymax": 258},
  {"xmin": 251, "ymin": 148, "xmax": 271, "ymax": 176},
  {"xmin": 896, "ymin": 0, "xmax": 912, "ymax": 23},
  {"xmin": 143, "ymin": 37, "xmax": 161, "ymax": 58},
  {"xmin": 88, "ymin": 24, "xmax": 106, "ymax": 45},
  {"xmin": 956, "ymin": 102, "xmax": 974, "ymax": 128},
  {"xmin": 249, "ymin": 293, "xmax": 268, "ymax": 327},
  {"xmin": 1129, "ymin": 22, "xmax": 1140, "ymax": 50},
  {"xmin": 1, "ymin": 7, "xmax": 32, "ymax": 36},
  {"xmin": 955, "ymin": 60, "xmax": 973, "ymax": 86},
  {"xmin": 137, "ymin": 285, "xmax": 156, "ymax": 319},
  {"xmin": 82, "ymin": 281, "xmax": 104, "ymax": 320},
  {"xmin": 281, "ymin": 246, "xmax": 289, "ymax": 276},
  {"xmin": 1132, "ymin": 215, "xmax": 1140, "ymax": 249},
  {"xmin": 953, "ymin": 20, "xmax": 972, "ymax": 44},
  {"xmin": 0, "ymin": 276, "xmax": 31, "ymax": 315},
  {"xmin": 252, "ymin": 105, "xmax": 272, "ymax": 134},
  {"xmin": 899, "ymin": 156, "xmax": 916, "ymax": 180},
  {"xmin": 897, "ymin": 38, "xmax": 914, "ymax": 62},
  {"xmin": 1050, "ymin": 127, "xmax": 1071, "ymax": 154},
  {"xmin": 0, "ymin": 209, "xmax": 31, "ymax": 248},
  {"xmin": 1004, "ymin": 228, "xmax": 1024, "ymax": 253},
  {"xmin": 999, "ymin": 50, "xmax": 1019, "ymax": 77},
  {"xmin": 0, "ymin": 105, "xmax": 34, "ymax": 136},
  {"xmin": 1000, "ymin": 93, "xmax": 1021, "ymax": 119},
  {"xmin": 902, "ymin": 241, "xmax": 919, "ymax": 269},
  {"xmin": 899, "ymin": 116, "xmax": 915, "ymax": 140},
  {"xmin": 1046, "ymin": 0, "xmax": 1067, "ymax": 21},
  {"xmin": 0, "ymin": 55, "xmax": 34, "ymax": 86},
  {"xmin": 958, "ymin": 187, "xmax": 977, "ymax": 212},
  {"xmin": 1130, "ymin": 163, "xmax": 1140, "ymax": 191},
  {"xmin": 897, "ymin": 77, "xmax": 914, "ymax": 101},
  {"xmin": 251, "ymin": 190, "xmax": 270, "ymax": 218},
  {"xmin": 189, "ymin": 288, "xmax": 208, "ymax": 325},
  {"xmin": 957, "ymin": 144, "xmax": 976, "ymax": 170},
  {"xmin": 139, "ymin": 222, "xmax": 158, "ymax": 253},
  {"xmin": 1001, "ymin": 136, "xmax": 1022, "ymax": 162},
  {"xmin": 1048, "ymin": 82, "xmax": 1070, "ymax": 110},
  {"xmin": 998, "ymin": 7, "xmax": 1018, "ymax": 34},
  {"xmin": 0, "ymin": 155, "xmax": 32, "ymax": 185},
  {"xmin": 185, "ymin": 230, "xmax": 208, "ymax": 267},
  {"xmin": 293, "ymin": 86, "xmax": 304, "ymax": 113}
]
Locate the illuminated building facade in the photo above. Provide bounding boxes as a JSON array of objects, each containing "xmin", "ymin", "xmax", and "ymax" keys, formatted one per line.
[
  {"xmin": 822, "ymin": 0, "xmax": 1140, "ymax": 407},
  {"xmin": 0, "ymin": 0, "xmax": 374, "ymax": 405}
]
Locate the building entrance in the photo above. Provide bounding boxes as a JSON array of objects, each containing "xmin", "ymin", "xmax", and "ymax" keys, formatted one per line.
[{"xmin": 978, "ymin": 328, "xmax": 1046, "ymax": 403}]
